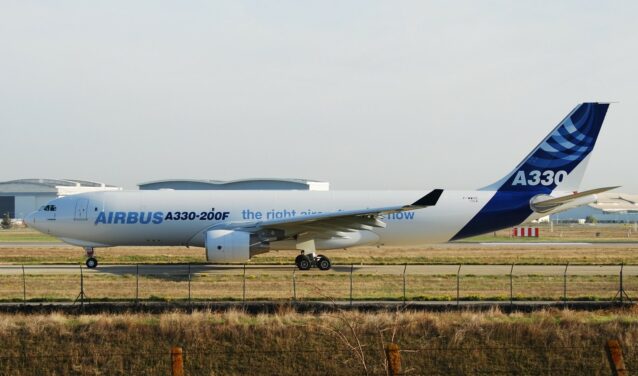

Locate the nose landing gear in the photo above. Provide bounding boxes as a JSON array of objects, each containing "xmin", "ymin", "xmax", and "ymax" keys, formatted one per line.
[
  {"xmin": 295, "ymin": 251, "xmax": 332, "ymax": 271},
  {"xmin": 84, "ymin": 247, "xmax": 98, "ymax": 268}
]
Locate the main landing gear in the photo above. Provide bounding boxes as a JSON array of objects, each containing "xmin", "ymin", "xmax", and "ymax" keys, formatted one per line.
[
  {"xmin": 295, "ymin": 251, "xmax": 332, "ymax": 271},
  {"xmin": 84, "ymin": 247, "xmax": 98, "ymax": 269}
]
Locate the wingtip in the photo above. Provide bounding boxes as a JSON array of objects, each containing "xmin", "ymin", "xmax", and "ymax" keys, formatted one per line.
[
  {"xmin": 412, "ymin": 189, "xmax": 444, "ymax": 207},
  {"xmin": 595, "ymin": 186, "xmax": 621, "ymax": 193}
]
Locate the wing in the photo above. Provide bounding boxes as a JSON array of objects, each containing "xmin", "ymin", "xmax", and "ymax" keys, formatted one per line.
[
  {"xmin": 224, "ymin": 189, "xmax": 443, "ymax": 241},
  {"xmin": 530, "ymin": 186, "xmax": 619, "ymax": 213}
]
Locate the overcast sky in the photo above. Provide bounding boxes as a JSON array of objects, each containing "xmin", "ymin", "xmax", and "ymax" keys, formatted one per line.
[{"xmin": 1, "ymin": 1, "xmax": 636, "ymax": 191}]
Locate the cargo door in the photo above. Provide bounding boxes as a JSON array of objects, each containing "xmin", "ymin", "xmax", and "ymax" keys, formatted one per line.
[{"xmin": 74, "ymin": 198, "xmax": 89, "ymax": 221}]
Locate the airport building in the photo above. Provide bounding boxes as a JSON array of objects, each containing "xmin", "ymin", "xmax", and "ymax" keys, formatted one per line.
[
  {"xmin": 0, "ymin": 179, "xmax": 122, "ymax": 219},
  {"xmin": 550, "ymin": 192, "xmax": 638, "ymax": 223},
  {"xmin": 138, "ymin": 178, "xmax": 330, "ymax": 191}
]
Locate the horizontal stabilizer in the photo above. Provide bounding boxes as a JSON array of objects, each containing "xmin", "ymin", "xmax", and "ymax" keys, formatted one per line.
[{"xmin": 530, "ymin": 186, "xmax": 619, "ymax": 213}]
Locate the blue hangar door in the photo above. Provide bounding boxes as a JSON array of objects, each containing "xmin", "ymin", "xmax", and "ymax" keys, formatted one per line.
[{"xmin": 0, "ymin": 196, "xmax": 15, "ymax": 218}]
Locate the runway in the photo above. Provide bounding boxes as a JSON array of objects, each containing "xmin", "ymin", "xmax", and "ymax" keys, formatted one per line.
[{"xmin": 0, "ymin": 263, "xmax": 635, "ymax": 276}]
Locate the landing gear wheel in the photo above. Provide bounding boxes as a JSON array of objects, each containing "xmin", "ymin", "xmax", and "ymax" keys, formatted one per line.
[
  {"xmin": 86, "ymin": 257, "xmax": 98, "ymax": 269},
  {"xmin": 316, "ymin": 255, "xmax": 331, "ymax": 271},
  {"xmin": 297, "ymin": 256, "xmax": 311, "ymax": 270},
  {"xmin": 295, "ymin": 254, "xmax": 305, "ymax": 268}
]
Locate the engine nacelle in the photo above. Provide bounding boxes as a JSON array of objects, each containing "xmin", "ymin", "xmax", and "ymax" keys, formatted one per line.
[{"xmin": 205, "ymin": 229, "xmax": 269, "ymax": 263}]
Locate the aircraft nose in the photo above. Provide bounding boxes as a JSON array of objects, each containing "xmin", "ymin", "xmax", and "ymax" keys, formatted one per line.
[{"xmin": 24, "ymin": 211, "xmax": 36, "ymax": 227}]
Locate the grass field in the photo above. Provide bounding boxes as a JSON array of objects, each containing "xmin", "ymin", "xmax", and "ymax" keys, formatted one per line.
[
  {"xmin": 1, "ymin": 224, "xmax": 638, "ymax": 267},
  {"xmin": 0, "ymin": 308, "xmax": 636, "ymax": 375},
  {"xmin": 0, "ymin": 268, "xmax": 632, "ymax": 303},
  {"xmin": 465, "ymin": 222, "xmax": 638, "ymax": 243},
  {"xmin": 2, "ymin": 242, "xmax": 638, "ymax": 266},
  {"xmin": 1, "ymin": 225, "xmax": 637, "ymax": 302},
  {"xmin": 1, "ymin": 226, "xmax": 637, "ymax": 375}
]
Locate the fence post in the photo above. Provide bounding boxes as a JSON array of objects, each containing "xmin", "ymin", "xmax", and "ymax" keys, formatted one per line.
[
  {"xmin": 73, "ymin": 265, "xmax": 88, "ymax": 308},
  {"xmin": 509, "ymin": 264, "xmax": 514, "ymax": 306},
  {"xmin": 385, "ymin": 343, "xmax": 401, "ymax": 376},
  {"xmin": 563, "ymin": 263, "xmax": 569, "ymax": 308},
  {"xmin": 457, "ymin": 265, "xmax": 462, "ymax": 307},
  {"xmin": 80, "ymin": 265, "xmax": 84, "ymax": 307},
  {"xmin": 80, "ymin": 264, "xmax": 84, "ymax": 308},
  {"xmin": 605, "ymin": 339, "xmax": 627, "ymax": 376},
  {"xmin": 292, "ymin": 268, "xmax": 297, "ymax": 302},
  {"xmin": 135, "ymin": 264, "xmax": 139, "ymax": 304},
  {"xmin": 350, "ymin": 264, "xmax": 354, "ymax": 306},
  {"xmin": 613, "ymin": 262, "xmax": 632, "ymax": 303},
  {"xmin": 403, "ymin": 263, "xmax": 407, "ymax": 303},
  {"xmin": 171, "ymin": 346, "xmax": 184, "ymax": 376},
  {"xmin": 187, "ymin": 264, "xmax": 192, "ymax": 304},
  {"xmin": 242, "ymin": 263, "xmax": 246, "ymax": 303},
  {"xmin": 21, "ymin": 264, "xmax": 26, "ymax": 305},
  {"xmin": 619, "ymin": 262, "xmax": 624, "ymax": 303}
]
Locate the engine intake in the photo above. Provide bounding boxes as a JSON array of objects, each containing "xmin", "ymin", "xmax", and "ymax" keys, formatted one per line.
[{"xmin": 205, "ymin": 229, "xmax": 270, "ymax": 263}]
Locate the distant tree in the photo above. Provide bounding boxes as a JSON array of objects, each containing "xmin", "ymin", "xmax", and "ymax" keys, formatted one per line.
[
  {"xmin": 585, "ymin": 215, "xmax": 598, "ymax": 224},
  {"xmin": 1, "ymin": 212, "xmax": 11, "ymax": 229}
]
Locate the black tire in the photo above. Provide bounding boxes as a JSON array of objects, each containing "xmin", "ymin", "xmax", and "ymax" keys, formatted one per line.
[
  {"xmin": 317, "ymin": 255, "xmax": 331, "ymax": 271},
  {"xmin": 295, "ymin": 255, "xmax": 305, "ymax": 268},
  {"xmin": 298, "ymin": 256, "xmax": 311, "ymax": 270},
  {"xmin": 86, "ymin": 257, "xmax": 98, "ymax": 269}
]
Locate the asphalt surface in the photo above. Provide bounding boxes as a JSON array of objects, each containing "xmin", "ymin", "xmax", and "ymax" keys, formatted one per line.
[{"xmin": 0, "ymin": 263, "xmax": 635, "ymax": 276}]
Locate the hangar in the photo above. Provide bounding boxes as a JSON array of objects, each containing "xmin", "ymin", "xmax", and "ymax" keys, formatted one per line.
[
  {"xmin": 0, "ymin": 179, "xmax": 121, "ymax": 219},
  {"xmin": 138, "ymin": 178, "xmax": 330, "ymax": 191}
]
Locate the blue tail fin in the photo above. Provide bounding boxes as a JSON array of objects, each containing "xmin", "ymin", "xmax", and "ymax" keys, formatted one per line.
[
  {"xmin": 452, "ymin": 103, "xmax": 610, "ymax": 240},
  {"xmin": 482, "ymin": 102, "xmax": 609, "ymax": 193}
]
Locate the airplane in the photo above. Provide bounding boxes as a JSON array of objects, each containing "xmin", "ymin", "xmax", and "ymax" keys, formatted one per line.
[{"xmin": 25, "ymin": 102, "xmax": 616, "ymax": 270}]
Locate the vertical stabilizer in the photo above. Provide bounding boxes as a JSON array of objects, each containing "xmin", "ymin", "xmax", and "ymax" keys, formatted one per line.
[
  {"xmin": 453, "ymin": 102, "xmax": 610, "ymax": 240},
  {"xmin": 482, "ymin": 102, "xmax": 609, "ymax": 193}
]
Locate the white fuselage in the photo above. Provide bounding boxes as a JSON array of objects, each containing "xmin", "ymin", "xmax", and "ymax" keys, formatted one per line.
[{"xmin": 26, "ymin": 189, "xmax": 544, "ymax": 250}]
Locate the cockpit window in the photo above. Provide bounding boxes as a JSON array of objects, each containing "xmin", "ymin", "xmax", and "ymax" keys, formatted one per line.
[{"xmin": 42, "ymin": 205, "xmax": 57, "ymax": 212}]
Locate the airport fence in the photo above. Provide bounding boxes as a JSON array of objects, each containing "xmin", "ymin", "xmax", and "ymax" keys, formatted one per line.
[
  {"xmin": 0, "ymin": 263, "xmax": 636, "ymax": 304},
  {"xmin": 0, "ymin": 341, "xmax": 632, "ymax": 375}
]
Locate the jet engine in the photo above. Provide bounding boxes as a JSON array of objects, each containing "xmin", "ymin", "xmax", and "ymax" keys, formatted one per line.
[{"xmin": 205, "ymin": 229, "xmax": 273, "ymax": 263}]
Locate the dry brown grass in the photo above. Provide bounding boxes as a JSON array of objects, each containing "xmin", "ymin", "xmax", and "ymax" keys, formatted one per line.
[
  {"xmin": 1, "ymin": 242, "xmax": 638, "ymax": 266},
  {"xmin": 1, "ymin": 224, "xmax": 638, "ymax": 265},
  {"xmin": 0, "ymin": 271, "xmax": 633, "ymax": 302},
  {"xmin": 0, "ymin": 308, "xmax": 637, "ymax": 375},
  {"xmin": 258, "ymin": 243, "xmax": 638, "ymax": 265},
  {"xmin": 0, "ymin": 246, "xmax": 204, "ymax": 264}
]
